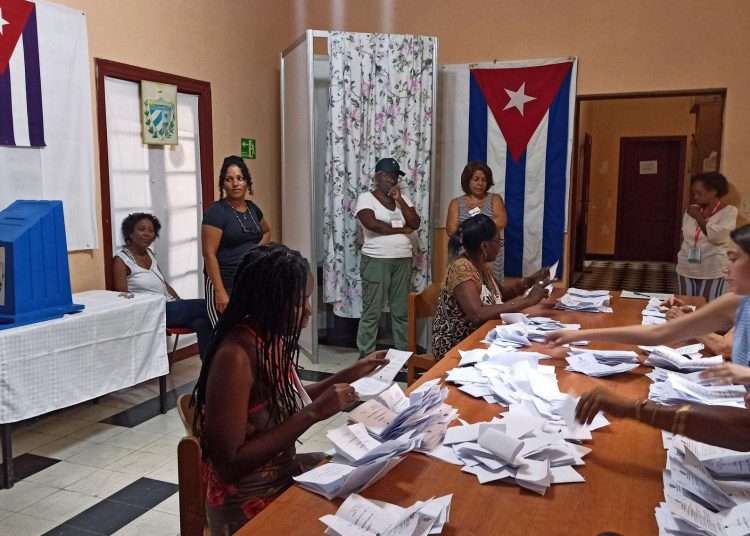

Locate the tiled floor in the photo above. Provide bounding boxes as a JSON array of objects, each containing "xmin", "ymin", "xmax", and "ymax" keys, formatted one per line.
[
  {"xmin": 0, "ymin": 344, "xmax": 369, "ymax": 535},
  {"xmin": 575, "ymin": 260, "xmax": 676, "ymax": 294}
]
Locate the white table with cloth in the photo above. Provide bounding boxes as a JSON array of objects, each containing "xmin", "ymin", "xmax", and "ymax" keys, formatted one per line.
[{"xmin": 0, "ymin": 290, "xmax": 168, "ymax": 488}]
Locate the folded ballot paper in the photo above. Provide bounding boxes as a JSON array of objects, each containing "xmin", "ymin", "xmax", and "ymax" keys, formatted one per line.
[
  {"xmin": 655, "ymin": 438, "xmax": 750, "ymax": 536},
  {"xmin": 320, "ymin": 493, "xmax": 452, "ymax": 536},
  {"xmin": 565, "ymin": 353, "xmax": 639, "ymax": 377},
  {"xmin": 565, "ymin": 348, "xmax": 640, "ymax": 377},
  {"xmin": 440, "ymin": 357, "xmax": 608, "ymax": 495},
  {"xmin": 483, "ymin": 315, "xmax": 582, "ymax": 349},
  {"xmin": 436, "ymin": 397, "xmax": 600, "ymax": 495},
  {"xmin": 641, "ymin": 297, "xmax": 668, "ymax": 326},
  {"xmin": 349, "ymin": 380, "xmax": 457, "ymax": 449},
  {"xmin": 351, "ymin": 349, "xmax": 413, "ymax": 399},
  {"xmin": 555, "ymin": 288, "xmax": 613, "ymax": 313},
  {"xmin": 641, "ymin": 344, "xmax": 724, "ymax": 372},
  {"xmin": 295, "ymin": 381, "xmax": 457, "ymax": 501},
  {"xmin": 648, "ymin": 368, "xmax": 746, "ymax": 408},
  {"xmin": 294, "ymin": 456, "xmax": 405, "ymax": 501},
  {"xmin": 326, "ymin": 423, "xmax": 420, "ymax": 466}
]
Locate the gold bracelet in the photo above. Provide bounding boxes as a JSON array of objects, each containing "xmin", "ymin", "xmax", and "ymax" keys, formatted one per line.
[{"xmin": 671, "ymin": 404, "xmax": 691, "ymax": 436}]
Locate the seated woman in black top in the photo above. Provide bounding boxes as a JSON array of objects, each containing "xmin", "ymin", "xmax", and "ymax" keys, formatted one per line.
[{"xmin": 202, "ymin": 156, "xmax": 271, "ymax": 325}]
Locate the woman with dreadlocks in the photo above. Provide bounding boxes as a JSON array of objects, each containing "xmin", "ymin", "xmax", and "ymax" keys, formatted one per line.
[{"xmin": 193, "ymin": 244, "xmax": 388, "ymax": 534}]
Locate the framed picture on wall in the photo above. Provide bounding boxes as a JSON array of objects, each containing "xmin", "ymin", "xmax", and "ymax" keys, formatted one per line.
[{"xmin": 141, "ymin": 80, "xmax": 178, "ymax": 145}]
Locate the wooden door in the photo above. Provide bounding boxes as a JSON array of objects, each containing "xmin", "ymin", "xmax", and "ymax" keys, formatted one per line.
[
  {"xmin": 615, "ymin": 137, "xmax": 685, "ymax": 262},
  {"xmin": 568, "ymin": 133, "xmax": 592, "ymax": 283}
]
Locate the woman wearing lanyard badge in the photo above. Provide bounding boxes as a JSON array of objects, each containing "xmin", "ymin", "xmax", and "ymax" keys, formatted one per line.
[{"xmin": 675, "ymin": 172, "xmax": 737, "ymax": 301}]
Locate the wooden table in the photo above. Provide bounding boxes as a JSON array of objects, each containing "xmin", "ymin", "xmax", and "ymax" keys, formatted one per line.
[{"xmin": 237, "ymin": 293, "xmax": 702, "ymax": 536}]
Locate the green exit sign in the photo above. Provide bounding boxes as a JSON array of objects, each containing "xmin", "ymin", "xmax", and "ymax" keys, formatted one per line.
[{"xmin": 241, "ymin": 138, "xmax": 256, "ymax": 159}]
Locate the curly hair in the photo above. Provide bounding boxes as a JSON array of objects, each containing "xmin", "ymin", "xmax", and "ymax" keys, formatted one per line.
[
  {"xmin": 121, "ymin": 212, "xmax": 161, "ymax": 244},
  {"xmin": 448, "ymin": 213, "xmax": 497, "ymax": 256},
  {"xmin": 460, "ymin": 161, "xmax": 494, "ymax": 195},
  {"xmin": 218, "ymin": 155, "xmax": 253, "ymax": 198},
  {"xmin": 692, "ymin": 172, "xmax": 729, "ymax": 198}
]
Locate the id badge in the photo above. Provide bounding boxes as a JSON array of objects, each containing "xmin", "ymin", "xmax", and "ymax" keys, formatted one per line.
[
  {"xmin": 687, "ymin": 246, "xmax": 701, "ymax": 264},
  {"xmin": 468, "ymin": 207, "xmax": 481, "ymax": 217},
  {"xmin": 390, "ymin": 218, "xmax": 404, "ymax": 228}
]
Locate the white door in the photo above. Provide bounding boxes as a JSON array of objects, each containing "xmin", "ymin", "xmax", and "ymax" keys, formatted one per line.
[{"xmin": 104, "ymin": 77, "xmax": 204, "ymax": 347}]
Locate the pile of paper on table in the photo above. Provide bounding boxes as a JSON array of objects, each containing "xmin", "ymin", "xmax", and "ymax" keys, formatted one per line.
[
  {"xmin": 436, "ymin": 395, "xmax": 603, "ymax": 495},
  {"xmin": 647, "ymin": 368, "xmax": 746, "ymax": 408},
  {"xmin": 295, "ymin": 381, "xmax": 457, "ymax": 501},
  {"xmin": 320, "ymin": 493, "xmax": 452, "ymax": 536},
  {"xmin": 294, "ymin": 456, "xmax": 406, "ymax": 501},
  {"xmin": 655, "ymin": 436, "xmax": 750, "ymax": 536},
  {"xmin": 439, "ymin": 359, "xmax": 609, "ymax": 494},
  {"xmin": 482, "ymin": 314, "xmax": 582, "ymax": 348},
  {"xmin": 565, "ymin": 348, "xmax": 640, "ymax": 377},
  {"xmin": 351, "ymin": 348, "xmax": 414, "ymax": 399},
  {"xmin": 641, "ymin": 344, "xmax": 724, "ymax": 372},
  {"xmin": 620, "ymin": 290, "xmax": 675, "ymax": 301},
  {"xmin": 349, "ymin": 380, "xmax": 456, "ymax": 446},
  {"xmin": 445, "ymin": 355, "xmax": 553, "ymax": 406},
  {"xmin": 326, "ymin": 422, "xmax": 421, "ymax": 466},
  {"xmin": 555, "ymin": 288, "xmax": 613, "ymax": 313}
]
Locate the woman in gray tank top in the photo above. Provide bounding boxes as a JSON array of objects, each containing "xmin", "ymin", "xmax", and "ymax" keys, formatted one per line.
[{"xmin": 446, "ymin": 161, "xmax": 507, "ymax": 282}]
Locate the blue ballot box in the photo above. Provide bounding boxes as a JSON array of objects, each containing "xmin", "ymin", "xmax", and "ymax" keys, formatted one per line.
[{"xmin": 0, "ymin": 200, "xmax": 84, "ymax": 329}]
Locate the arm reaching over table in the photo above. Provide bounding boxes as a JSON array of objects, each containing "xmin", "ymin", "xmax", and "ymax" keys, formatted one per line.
[
  {"xmin": 575, "ymin": 386, "xmax": 750, "ymax": 452},
  {"xmin": 545, "ymin": 292, "xmax": 739, "ymax": 347}
]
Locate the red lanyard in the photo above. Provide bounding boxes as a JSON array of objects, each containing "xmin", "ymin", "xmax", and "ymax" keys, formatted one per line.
[{"xmin": 693, "ymin": 202, "xmax": 721, "ymax": 245}]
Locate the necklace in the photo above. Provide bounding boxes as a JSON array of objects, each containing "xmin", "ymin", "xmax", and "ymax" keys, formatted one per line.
[{"xmin": 229, "ymin": 201, "xmax": 260, "ymax": 234}]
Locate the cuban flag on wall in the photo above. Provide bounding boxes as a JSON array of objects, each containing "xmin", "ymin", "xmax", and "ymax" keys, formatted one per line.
[
  {"xmin": 0, "ymin": 0, "xmax": 45, "ymax": 147},
  {"xmin": 438, "ymin": 58, "xmax": 577, "ymax": 278}
]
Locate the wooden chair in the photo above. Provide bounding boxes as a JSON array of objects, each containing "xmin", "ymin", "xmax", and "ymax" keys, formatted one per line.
[
  {"xmin": 159, "ymin": 327, "xmax": 195, "ymax": 413},
  {"xmin": 176, "ymin": 394, "xmax": 208, "ymax": 536},
  {"xmin": 406, "ymin": 282, "xmax": 441, "ymax": 385}
]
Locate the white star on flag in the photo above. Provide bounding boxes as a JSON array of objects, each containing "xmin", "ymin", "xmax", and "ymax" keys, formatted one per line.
[
  {"xmin": 503, "ymin": 82, "xmax": 536, "ymax": 116},
  {"xmin": 0, "ymin": 9, "xmax": 9, "ymax": 35}
]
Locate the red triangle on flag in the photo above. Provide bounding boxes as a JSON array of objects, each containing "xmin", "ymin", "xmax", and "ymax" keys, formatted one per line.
[
  {"xmin": 0, "ymin": 0, "xmax": 34, "ymax": 76},
  {"xmin": 471, "ymin": 62, "xmax": 573, "ymax": 161}
]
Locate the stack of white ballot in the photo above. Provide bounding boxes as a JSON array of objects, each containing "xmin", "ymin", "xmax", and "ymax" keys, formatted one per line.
[
  {"xmin": 642, "ymin": 297, "xmax": 668, "ymax": 326},
  {"xmin": 295, "ymin": 381, "xmax": 457, "ymax": 500},
  {"xmin": 555, "ymin": 288, "xmax": 613, "ymax": 313},
  {"xmin": 320, "ymin": 493, "xmax": 452, "ymax": 536},
  {"xmin": 565, "ymin": 348, "xmax": 640, "ymax": 377},
  {"xmin": 351, "ymin": 348, "xmax": 414, "ymax": 399},
  {"xmin": 482, "ymin": 313, "xmax": 582, "ymax": 349},
  {"xmin": 641, "ymin": 344, "xmax": 724, "ymax": 372},
  {"xmin": 647, "ymin": 368, "xmax": 746, "ymax": 408},
  {"xmin": 655, "ymin": 436, "xmax": 750, "ymax": 535},
  {"xmin": 348, "ymin": 380, "xmax": 456, "ymax": 445}
]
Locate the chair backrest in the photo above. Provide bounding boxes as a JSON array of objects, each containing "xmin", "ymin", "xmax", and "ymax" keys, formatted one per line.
[
  {"xmin": 177, "ymin": 435, "xmax": 207, "ymax": 536},
  {"xmin": 407, "ymin": 282, "xmax": 441, "ymax": 352},
  {"xmin": 176, "ymin": 394, "xmax": 196, "ymax": 436}
]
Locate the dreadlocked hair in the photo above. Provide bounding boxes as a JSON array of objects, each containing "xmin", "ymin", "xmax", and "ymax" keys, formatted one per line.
[{"xmin": 192, "ymin": 243, "xmax": 310, "ymax": 434}]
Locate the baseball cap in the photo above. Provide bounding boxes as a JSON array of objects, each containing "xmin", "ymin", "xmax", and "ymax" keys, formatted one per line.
[{"xmin": 375, "ymin": 158, "xmax": 405, "ymax": 176}]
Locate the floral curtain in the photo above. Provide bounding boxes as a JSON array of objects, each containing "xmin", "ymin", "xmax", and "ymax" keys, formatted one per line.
[{"xmin": 323, "ymin": 31, "xmax": 435, "ymax": 318}]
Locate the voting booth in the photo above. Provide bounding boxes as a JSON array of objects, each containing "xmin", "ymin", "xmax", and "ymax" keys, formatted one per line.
[{"xmin": 0, "ymin": 200, "xmax": 83, "ymax": 329}]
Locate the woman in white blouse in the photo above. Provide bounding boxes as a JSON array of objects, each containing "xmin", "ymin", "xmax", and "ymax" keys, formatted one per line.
[
  {"xmin": 112, "ymin": 213, "xmax": 212, "ymax": 360},
  {"xmin": 676, "ymin": 172, "xmax": 737, "ymax": 301}
]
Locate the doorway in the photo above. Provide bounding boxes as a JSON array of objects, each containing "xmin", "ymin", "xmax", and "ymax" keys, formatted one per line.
[
  {"xmin": 95, "ymin": 59, "xmax": 214, "ymax": 358},
  {"xmin": 569, "ymin": 90, "xmax": 726, "ymax": 293}
]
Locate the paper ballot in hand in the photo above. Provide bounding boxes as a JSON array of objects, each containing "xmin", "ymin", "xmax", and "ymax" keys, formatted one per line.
[{"xmin": 352, "ymin": 349, "xmax": 413, "ymax": 399}]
